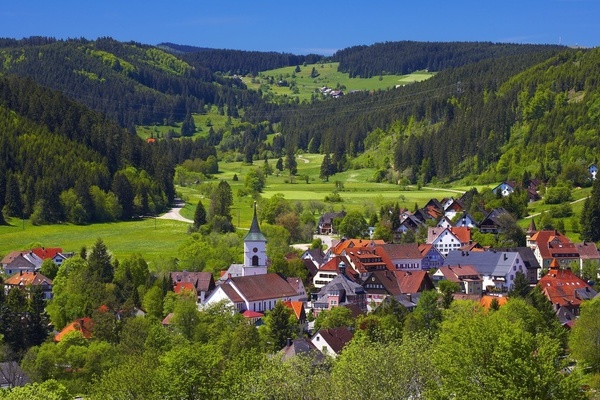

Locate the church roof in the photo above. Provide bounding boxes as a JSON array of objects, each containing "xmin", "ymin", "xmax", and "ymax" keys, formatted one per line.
[{"xmin": 244, "ymin": 202, "xmax": 266, "ymax": 242}]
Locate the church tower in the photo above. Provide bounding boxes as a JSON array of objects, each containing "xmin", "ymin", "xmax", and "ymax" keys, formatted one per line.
[{"xmin": 243, "ymin": 202, "xmax": 267, "ymax": 276}]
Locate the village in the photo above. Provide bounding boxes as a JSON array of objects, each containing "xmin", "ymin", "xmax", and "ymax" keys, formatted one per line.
[{"xmin": 2, "ymin": 178, "xmax": 599, "ymax": 379}]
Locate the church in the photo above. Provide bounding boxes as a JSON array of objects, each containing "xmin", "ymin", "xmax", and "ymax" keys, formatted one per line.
[{"xmin": 203, "ymin": 203, "xmax": 306, "ymax": 313}]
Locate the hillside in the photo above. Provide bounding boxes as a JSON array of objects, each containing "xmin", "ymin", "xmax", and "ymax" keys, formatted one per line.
[
  {"xmin": 0, "ymin": 74, "xmax": 175, "ymax": 225},
  {"xmin": 0, "ymin": 37, "xmax": 257, "ymax": 127},
  {"xmin": 1, "ymin": 37, "xmax": 599, "ymax": 200}
]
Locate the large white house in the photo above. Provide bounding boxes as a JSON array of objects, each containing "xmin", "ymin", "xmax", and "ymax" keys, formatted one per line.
[{"xmin": 443, "ymin": 250, "xmax": 528, "ymax": 292}]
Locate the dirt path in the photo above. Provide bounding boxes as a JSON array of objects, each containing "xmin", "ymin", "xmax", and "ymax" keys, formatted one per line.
[
  {"xmin": 158, "ymin": 198, "xmax": 193, "ymax": 223},
  {"xmin": 297, "ymin": 155, "xmax": 310, "ymax": 164},
  {"xmin": 524, "ymin": 196, "xmax": 588, "ymax": 219}
]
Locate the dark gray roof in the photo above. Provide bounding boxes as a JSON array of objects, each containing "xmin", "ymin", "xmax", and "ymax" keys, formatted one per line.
[
  {"xmin": 244, "ymin": 203, "xmax": 266, "ymax": 242},
  {"xmin": 443, "ymin": 250, "xmax": 519, "ymax": 277},
  {"xmin": 0, "ymin": 361, "xmax": 30, "ymax": 388}
]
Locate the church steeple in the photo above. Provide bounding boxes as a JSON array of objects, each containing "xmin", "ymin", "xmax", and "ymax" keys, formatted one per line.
[
  {"xmin": 243, "ymin": 202, "xmax": 267, "ymax": 276},
  {"xmin": 245, "ymin": 202, "xmax": 266, "ymax": 242}
]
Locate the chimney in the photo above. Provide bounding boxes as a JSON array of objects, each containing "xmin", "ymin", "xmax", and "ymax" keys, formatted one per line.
[
  {"xmin": 287, "ymin": 337, "xmax": 292, "ymax": 347},
  {"xmin": 503, "ymin": 254, "xmax": 507, "ymax": 261}
]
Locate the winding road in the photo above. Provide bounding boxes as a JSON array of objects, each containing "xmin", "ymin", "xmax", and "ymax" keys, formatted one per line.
[{"xmin": 158, "ymin": 198, "xmax": 193, "ymax": 223}]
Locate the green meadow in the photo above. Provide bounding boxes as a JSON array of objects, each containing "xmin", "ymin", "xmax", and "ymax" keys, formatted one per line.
[
  {"xmin": 242, "ymin": 62, "xmax": 435, "ymax": 102},
  {"xmin": 1, "ymin": 151, "xmax": 588, "ymax": 262}
]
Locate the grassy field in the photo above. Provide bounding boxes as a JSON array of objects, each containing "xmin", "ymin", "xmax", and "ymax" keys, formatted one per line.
[
  {"xmin": 0, "ymin": 217, "xmax": 189, "ymax": 265},
  {"xmin": 242, "ymin": 62, "xmax": 435, "ymax": 103},
  {"xmin": 1, "ymin": 151, "xmax": 589, "ymax": 263}
]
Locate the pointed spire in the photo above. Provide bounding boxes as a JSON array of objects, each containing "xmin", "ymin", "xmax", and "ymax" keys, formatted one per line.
[
  {"xmin": 550, "ymin": 258, "xmax": 560, "ymax": 269},
  {"xmin": 245, "ymin": 201, "xmax": 266, "ymax": 241},
  {"xmin": 527, "ymin": 218, "xmax": 537, "ymax": 234}
]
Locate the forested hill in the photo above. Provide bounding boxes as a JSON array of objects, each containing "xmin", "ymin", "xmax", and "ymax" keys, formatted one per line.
[
  {"xmin": 0, "ymin": 74, "xmax": 179, "ymax": 225},
  {"xmin": 158, "ymin": 42, "xmax": 323, "ymax": 76},
  {"xmin": 253, "ymin": 46, "xmax": 600, "ymax": 185},
  {"xmin": 0, "ymin": 37, "xmax": 258, "ymax": 127},
  {"xmin": 332, "ymin": 41, "xmax": 566, "ymax": 77}
]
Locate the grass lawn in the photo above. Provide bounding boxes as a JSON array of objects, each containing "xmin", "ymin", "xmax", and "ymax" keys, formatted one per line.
[{"xmin": 0, "ymin": 217, "xmax": 189, "ymax": 265}]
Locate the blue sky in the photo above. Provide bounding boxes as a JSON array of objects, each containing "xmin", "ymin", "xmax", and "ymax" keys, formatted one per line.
[{"xmin": 2, "ymin": 1, "xmax": 599, "ymax": 55}]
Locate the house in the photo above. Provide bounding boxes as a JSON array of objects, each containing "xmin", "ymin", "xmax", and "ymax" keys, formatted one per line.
[
  {"xmin": 418, "ymin": 244, "xmax": 444, "ymax": 271},
  {"xmin": 317, "ymin": 211, "xmax": 346, "ymax": 235},
  {"xmin": 576, "ymin": 241, "xmax": 600, "ymax": 272},
  {"xmin": 313, "ymin": 256, "xmax": 348, "ymax": 289},
  {"xmin": 30, "ymin": 247, "xmax": 73, "ymax": 267},
  {"xmin": 494, "ymin": 247, "xmax": 541, "ymax": 284},
  {"xmin": 283, "ymin": 300, "xmax": 308, "ymax": 332},
  {"xmin": 301, "ymin": 248, "xmax": 326, "ymax": 269},
  {"xmin": 427, "ymin": 227, "xmax": 462, "ymax": 257},
  {"xmin": 54, "ymin": 317, "xmax": 94, "ymax": 342},
  {"xmin": 242, "ymin": 310, "xmax": 263, "ymax": 326},
  {"xmin": 3, "ymin": 271, "xmax": 53, "ymax": 300},
  {"xmin": 0, "ymin": 361, "xmax": 30, "ymax": 389},
  {"xmin": 279, "ymin": 338, "xmax": 324, "ymax": 361},
  {"xmin": 170, "ymin": 271, "xmax": 215, "ymax": 303},
  {"xmin": 341, "ymin": 246, "xmax": 393, "ymax": 277},
  {"xmin": 443, "ymin": 249, "xmax": 528, "ymax": 292},
  {"xmin": 433, "ymin": 265, "xmax": 483, "ymax": 295},
  {"xmin": 286, "ymin": 277, "xmax": 308, "ymax": 302},
  {"xmin": 378, "ymin": 243, "xmax": 422, "ymax": 271},
  {"xmin": 443, "ymin": 198, "xmax": 465, "ymax": 220},
  {"xmin": 327, "ymin": 238, "xmax": 385, "ymax": 259},
  {"xmin": 478, "ymin": 208, "xmax": 510, "ymax": 234},
  {"xmin": 312, "ymin": 262, "xmax": 367, "ymax": 317},
  {"xmin": 454, "ymin": 212, "xmax": 477, "ymax": 228},
  {"xmin": 311, "ymin": 327, "xmax": 354, "ymax": 358},
  {"xmin": 394, "ymin": 214, "xmax": 423, "ymax": 240},
  {"xmin": 492, "ymin": 181, "xmax": 518, "ymax": 197},
  {"xmin": 538, "ymin": 258, "xmax": 597, "ymax": 320},
  {"xmin": 204, "ymin": 273, "xmax": 303, "ymax": 313},
  {"xmin": 528, "ymin": 230, "xmax": 580, "ymax": 270},
  {"xmin": 362, "ymin": 269, "xmax": 433, "ymax": 309},
  {"xmin": 589, "ymin": 163, "xmax": 598, "ymax": 180},
  {"xmin": 1, "ymin": 251, "xmax": 43, "ymax": 276},
  {"xmin": 437, "ymin": 216, "xmax": 454, "ymax": 229}
]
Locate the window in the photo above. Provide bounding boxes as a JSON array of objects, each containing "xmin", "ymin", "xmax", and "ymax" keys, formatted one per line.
[{"xmin": 252, "ymin": 255, "xmax": 259, "ymax": 266}]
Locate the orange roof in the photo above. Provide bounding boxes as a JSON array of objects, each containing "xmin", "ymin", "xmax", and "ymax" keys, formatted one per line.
[
  {"xmin": 174, "ymin": 282, "xmax": 197, "ymax": 295},
  {"xmin": 4, "ymin": 271, "xmax": 52, "ymax": 286},
  {"xmin": 450, "ymin": 227, "xmax": 472, "ymax": 245},
  {"xmin": 331, "ymin": 239, "xmax": 385, "ymax": 255},
  {"xmin": 54, "ymin": 317, "xmax": 93, "ymax": 342},
  {"xmin": 242, "ymin": 310, "xmax": 264, "ymax": 319},
  {"xmin": 480, "ymin": 295, "xmax": 508, "ymax": 309},
  {"xmin": 282, "ymin": 301, "xmax": 304, "ymax": 320}
]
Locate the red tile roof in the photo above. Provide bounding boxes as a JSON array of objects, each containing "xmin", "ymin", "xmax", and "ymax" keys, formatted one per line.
[
  {"xmin": 54, "ymin": 318, "xmax": 93, "ymax": 342},
  {"xmin": 242, "ymin": 310, "xmax": 263, "ymax": 319},
  {"xmin": 30, "ymin": 247, "xmax": 63, "ymax": 260},
  {"xmin": 396, "ymin": 270, "xmax": 434, "ymax": 294},
  {"xmin": 538, "ymin": 261, "xmax": 593, "ymax": 309},
  {"xmin": 380, "ymin": 243, "xmax": 422, "ymax": 260},
  {"xmin": 530, "ymin": 230, "xmax": 578, "ymax": 260},
  {"xmin": 174, "ymin": 282, "xmax": 197, "ymax": 295}
]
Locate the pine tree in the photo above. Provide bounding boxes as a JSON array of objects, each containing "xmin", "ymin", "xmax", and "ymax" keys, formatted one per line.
[
  {"xmin": 3, "ymin": 172, "xmax": 23, "ymax": 218},
  {"xmin": 194, "ymin": 199, "xmax": 207, "ymax": 229},
  {"xmin": 320, "ymin": 153, "xmax": 332, "ymax": 181},
  {"xmin": 284, "ymin": 149, "xmax": 297, "ymax": 176},
  {"xmin": 580, "ymin": 177, "xmax": 600, "ymax": 242},
  {"xmin": 88, "ymin": 238, "xmax": 114, "ymax": 283}
]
